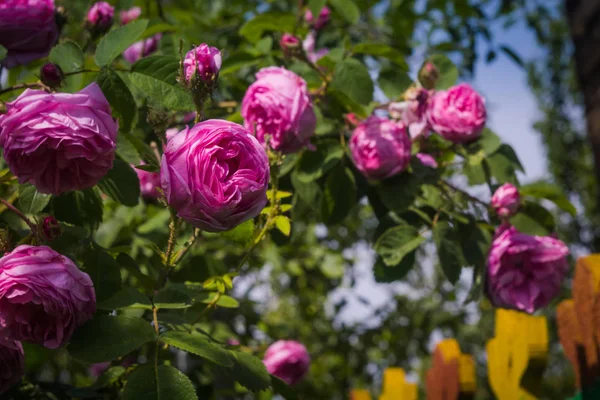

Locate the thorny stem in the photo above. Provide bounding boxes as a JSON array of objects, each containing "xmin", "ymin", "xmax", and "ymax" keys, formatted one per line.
[
  {"xmin": 0, "ymin": 82, "xmax": 46, "ymax": 96},
  {"xmin": 152, "ymin": 307, "xmax": 160, "ymax": 335},
  {"xmin": 155, "ymin": 210, "xmax": 181, "ymax": 290},
  {"xmin": 441, "ymin": 180, "xmax": 490, "ymax": 208},
  {"xmin": 235, "ymin": 153, "xmax": 283, "ymax": 273},
  {"xmin": 0, "ymin": 198, "xmax": 37, "ymax": 231}
]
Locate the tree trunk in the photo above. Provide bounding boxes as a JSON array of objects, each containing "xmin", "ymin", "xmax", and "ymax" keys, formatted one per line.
[{"xmin": 565, "ymin": 0, "xmax": 600, "ymax": 188}]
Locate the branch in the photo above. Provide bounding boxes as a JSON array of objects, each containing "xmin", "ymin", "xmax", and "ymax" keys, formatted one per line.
[
  {"xmin": 440, "ymin": 180, "xmax": 490, "ymax": 208},
  {"xmin": 0, "ymin": 197, "xmax": 37, "ymax": 231},
  {"xmin": 0, "ymin": 82, "xmax": 47, "ymax": 96}
]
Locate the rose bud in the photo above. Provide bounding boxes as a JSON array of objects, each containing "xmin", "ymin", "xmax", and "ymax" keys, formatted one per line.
[
  {"xmin": 119, "ymin": 6, "xmax": 141, "ymax": 25},
  {"xmin": 263, "ymin": 340, "xmax": 310, "ymax": 386},
  {"xmin": 182, "ymin": 44, "xmax": 222, "ymax": 89},
  {"xmin": 0, "ymin": 0, "xmax": 59, "ymax": 69},
  {"xmin": 0, "ymin": 338, "xmax": 24, "ymax": 394},
  {"xmin": 349, "ymin": 117, "xmax": 411, "ymax": 181},
  {"xmin": 486, "ymin": 224, "xmax": 569, "ymax": 314},
  {"xmin": 0, "ymin": 83, "xmax": 117, "ymax": 195},
  {"xmin": 416, "ymin": 153, "xmax": 438, "ymax": 169},
  {"xmin": 40, "ymin": 62, "xmax": 64, "ymax": 88},
  {"xmin": 242, "ymin": 67, "xmax": 316, "ymax": 153},
  {"xmin": 0, "ymin": 245, "xmax": 96, "ymax": 349},
  {"xmin": 304, "ymin": 6, "xmax": 331, "ymax": 30},
  {"xmin": 280, "ymin": 33, "xmax": 300, "ymax": 57},
  {"xmin": 418, "ymin": 61, "xmax": 440, "ymax": 89},
  {"xmin": 134, "ymin": 162, "xmax": 161, "ymax": 200},
  {"xmin": 491, "ymin": 183, "xmax": 520, "ymax": 218},
  {"xmin": 40, "ymin": 216, "xmax": 61, "ymax": 241},
  {"xmin": 123, "ymin": 34, "xmax": 161, "ymax": 64},
  {"xmin": 344, "ymin": 113, "xmax": 360, "ymax": 127},
  {"xmin": 426, "ymin": 83, "xmax": 487, "ymax": 144},
  {"xmin": 86, "ymin": 1, "xmax": 114, "ymax": 33},
  {"xmin": 161, "ymin": 120, "xmax": 269, "ymax": 232}
]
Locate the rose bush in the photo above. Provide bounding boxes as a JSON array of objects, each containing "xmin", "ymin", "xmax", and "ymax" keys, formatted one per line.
[{"xmin": 0, "ymin": 1, "xmax": 581, "ymax": 399}]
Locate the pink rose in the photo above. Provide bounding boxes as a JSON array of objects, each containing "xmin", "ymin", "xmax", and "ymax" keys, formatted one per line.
[
  {"xmin": 119, "ymin": 6, "xmax": 141, "ymax": 25},
  {"xmin": 264, "ymin": 340, "xmax": 310, "ymax": 386},
  {"xmin": 349, "ymin": 117, "xmax": 411, "ymax": 180},
  {"xmin": 302, "ymin": 32, "xmax": 329, "ymax": 63},
  {"xmin": 0, "ymin": 338, "xmax": 24, "ymax": 394},
  {"xmin": 134, "ymin": 163, "xmax": 161, "ymax": 199},
  {"xmin": 161, "ymin": 120, "xmax": 269, "ymax": 232},
  {"xmin": 304, "ymin": 6, "xmax": 330, "ymax": 30},
  {"xmin": 165, "ymin": 128, "xmax": 180, "ymax": 141},
  {"xmin": 183, "ymin": 44, "xmax": 222, "ymax": 84},
  {"xmin": 241, "ymin": 67, "xmax": 316, "ymax": 153},
  {"xmin": 123, "ymin": 34, "xmax": 161, "ymax": 64},
  {"xmin": 0, "ymin": 0, "xmax": 59, "ymax": 69},
  {"xmin": 86, "ymin": 1, "xmax": 114, "ymax": 30},
  {"xmin": 0, "ymin": 83, "xmax": 118, "ymax": 195},
  {"xmin": 0, "ymin": 245, "xmax": 96, "ymax": 349},
  {"xmin": 491, "ymin": 183, "xmax": 520, "ymax": 218},
  {"xmin": 416, "ymin": 153, "xmax": 438, "ymax": 168},
  {"xmin": 486, "ymin": 224, "xmax": 569, "ymax": 314},
  {"xmin": 396, "ymin": 87, "xmax": 431, "ymax": 139},
  {"xmin": 427, "ymin": 83, "xmax": 486, "ymax": 143}
]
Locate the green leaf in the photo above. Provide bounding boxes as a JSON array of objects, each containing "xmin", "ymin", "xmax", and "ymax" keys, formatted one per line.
[
  {"xmin": 274, "ymin": 215, "xmax": 291, "ymax": 236},
  {"xmin": 308, "ymin": 0, "xmax": 326, "ymax": 19},
  {"xmin": 17, "ymin": 184, "xmax": 51, "ymax": 214},
  {"xmin": 239, "ymin": 12, "xmax": 297, "ymax": 43},
  {"xmin": 520, "ymin": 182, "xmax": 577, "ymax": 216},
  {"xmin": 352, "ymin": 43, "xmax": 408, "ymax": 70},
  {"xmin": 271, "ymin": 375, "xmax": 299, "ymax": 400},
  {"xmin": 424, "ymin": 54, "xmax": 458, "ymax": 89},
  {"xmin": 69, "ymin": 316, "xmax": 156, "ymax": 363},
  {"xmin": 52, "ymin": 189, "xmax": 103, "ymax": 229},
  {"xmin": 160, "ymin": 330, "xmax": 234, "ymax": 367},
  {"xmin": 457, "ymin": 219, "xmax": 492, "ymax": 269},
  {"xmin": 433, "ymin": 221, "xmax": 465, "ymax": 284},
  {"xmin": 220, "ymin": 51, "xmax": 260, "ymax": 75},
  {"xmin": 331, "ymin": 58, "xmax": 373, "ymax": 105},
  {"xmin": 499, "ymin": 44, "xmax": 524, "ymax": 68},
  {"xmin": 117, "ymin": 134, "xmax": 141, "ymax": 164},
  {"xmin": 465, "ymin": 128, "xmax": 502, "ymax": 166},
  {"xmin": 221, "ymin": 219, "xmax": 254, "ymax": 245},
  {"xmin": 510, "ymin": 201, "xmax": 555, "ymax": 236},
  {"xmin": 141, "ymin": 23, "xmax": 178, "ymax": 39},
  {"xmin": 122, "ymin": 364, "xmax": 198, "ymax": 400},
  {"xmin": 329, "ymin": 0, "xmax": 360, "ymax": 24},
  {"xmin": 375, "ymin": 224, "xmax": 426, "ymax": 267},
  {"xmin": 377, "ymin": 160, "xmax": 439, "ymax": 213},
  {"xmin": 154, "ymin": 289, "xmax": 193, "ymax": 309},
  {"xmin": 214, "ymin": 351, "xmax": 272, "ymax": 392},
  {"xmin": 486, "ymin": 144, "xmax": 524, "ymax": 184},
  {"xmin": 97, "ymin": 159, "xmax": 141, "ymax": 206},
  {"xmin": 97, "ymin": 69, "xmax": 136, "ymax": 132},
  {"xmin": 295, "ymin": 140, "xmax": 344, "ymax": 183},
  {"xmin": 67, "ymin": 366, "xmax": 127, "ymax": 397},
  {"xmin": 321, "ymin": 166, "xmax": 356, "ymax": 225},
  {"xmin": 0, "ymin": 45, "xmax": 6, "ymax": 62},
  {"xmin": 373, "ymin": 252, "xmax": 416, "ymax": 283},
  {"xmin": 291, "ymin": 172, "xmax": 322, "ymax": 205},
  {"xmin": 83, "ymin": 247, "xmax": 122, "ymax": 302},
  {"xmin": 129, "ymin": 55, "xmax": 193, "ymax": 111},
  {"xmin": 97, "ymin": 287, "xmax": 152, "ymax": 310},
  {"xmin": 95, "ymin": 20, "xmax": 149, "ymax": 66},
  {"xmin": 215, "ymin": 295, "xmax": 240, "ymax": 308},
  {"xmin": 378, "ymin": 68, "xmax": 412, "ymax": 100},
  {"xmin": 49, "ymin": 40, "xmax": 84, "ymax": 73},
  {"xmin": 121, "ymin": 132, "xmax": 160, "ymax": 169}
]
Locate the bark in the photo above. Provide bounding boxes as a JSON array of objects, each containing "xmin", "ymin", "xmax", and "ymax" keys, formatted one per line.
[{"xmin": 566, "ymin": 0, "xmax": 600, "ymax": 187}]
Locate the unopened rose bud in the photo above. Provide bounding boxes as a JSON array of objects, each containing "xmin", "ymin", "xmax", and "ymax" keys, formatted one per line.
[
  {"xmin": 120, "ymin": 6, "xmax": 141, "ymax": 25},
  {"xmin": 40, "ymin": 216, "xmax": 62, "ymax": 241},
  {"xmin": 418, "ymin": 61, "xmax": 440, "ymax": 89},
  {"xmin": 86, "ymin": 1, "xmax": 114, "ymax": 34},
  {"xmin": 183, "ymin": 44, "xmax": 222, "ymax": 87},
  {"xmin": 344, "ymin": 113, "xmax": 360, "ymax": 127},
  {"xmin": 40, "ymin": 63, "xmax": 64, "ymax": 88},
  {"xmin": 491, "ymin": 183, "xmax": 520, "ymax": 218},
  {"xmin": 280, "ymin": 33, "xmax": 300, "ymax": 57},
  {"xmin": 304, "ymin": 6, "xmax": 331, "ymax": 30}
]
